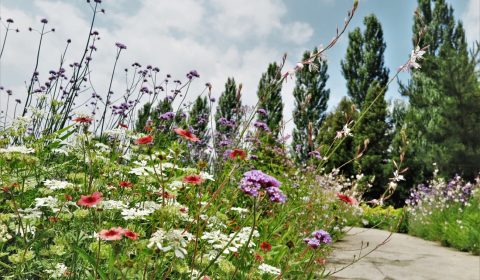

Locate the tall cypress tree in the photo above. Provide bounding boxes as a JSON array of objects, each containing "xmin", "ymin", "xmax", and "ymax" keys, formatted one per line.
[
  {"xmin": 292, "ymin": 48, "xmax": 330, "ymax": 163},
  {"xmin": 340, "ymin": 14, "xmax": 390, "ymax": 199},
  {"xmin": 354, "ymin": 81, "xmax": 390, "ymax": 199},
  {"xmin": 214, "ymin": 78, "xmax": 242, "ymax": 147},
  {"xmin": 256, "ymin": 62, "xmax": 284, "ymax": 138},
  {"xmin": 400, "ymin": 0, "xmax": 480, "ymax": 185},
  {"xmin": 341, "ymin": 14, "xmax": 389, "ymax": 110}
]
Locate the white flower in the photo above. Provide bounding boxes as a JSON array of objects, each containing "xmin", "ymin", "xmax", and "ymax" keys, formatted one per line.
[
  {"xmin": 335, "ymin": 124, "xmax": 353, "ymax": 139},
  {"xmin": 121, "ymin": 208, "xmax": 154, "ymax": 220},
  {"xmin": 0, "ymin": 146, "xmax": 35, "ymax": 154},
  {"xmin": 135, "ymin": 201, "xmax": 162, "ymax": 212},
  {"xmin": 147, "ymin": 229, "xmax": 193, "ymax": 259},
  {"xmin": 0, "ymin": 224, "xmax": 12, "ymax": 242},
  {"xmin": 44, "ymin": 179, "xmax": 73, "ymax": 190},
  {"xmin": 101, "ymin": 200, "xmax": 127, "ymax": 210},
  {"xmin": 94, "ymin": 143, "xmax": 111, "ymax": 153},
  {"xmin": 52, "ymin": 148, "xmax": 69, "ymax": 156},
  {"xmin": 45, "ymin": 263, "xmax": 68, "ymax": 278},
  {"xmin": 200, "ymin": 171, "xmax": 215, "ymax": 181},
  {"xmin": 401, "ymin": 45, "xmax": 426, "ymax": 71},
  {"xmin": 168, "ymin": 180, "xmax": 183, "ymax": 191},
  {"xmin": 18, "ymin": 208, "xmax": 43, "ymax": 220},
  {"xmin": 258, "ymin": 263, "xmax": 281, "ymax": 275},
  {"xmin": 230, "ymin": 207, "xmax": 249, "ymax": 214},
  {"xmin": 34, "ymin": 196, "xmax": 60, "ymax": 211},
  {"xmin": 202, "ymin": 230, "xmax": 238, "ymax": 254},
  {"xmin": 392, "ymin": 170, "xmax": 405, "ymax": 182}
]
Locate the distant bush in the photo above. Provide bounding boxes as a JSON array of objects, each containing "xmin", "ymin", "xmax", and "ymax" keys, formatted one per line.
[{"xmin": 358, "ymin": 205, "xmax": 407, "ymax": 233}]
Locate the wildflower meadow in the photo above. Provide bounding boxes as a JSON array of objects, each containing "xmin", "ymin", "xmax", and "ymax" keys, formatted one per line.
[{"xmin": 0, "ymin": 0, "xmax": 479, "ymax": 279}]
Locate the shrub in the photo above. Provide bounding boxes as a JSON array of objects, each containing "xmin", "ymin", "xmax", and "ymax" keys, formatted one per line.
[{"xmin": 406, "ymin": 175, "xmax": 480, "ymax": 254}]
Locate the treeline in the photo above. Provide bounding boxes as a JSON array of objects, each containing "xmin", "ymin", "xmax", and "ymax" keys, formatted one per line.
[{"xmin": 137, "ymin": 0, "xmax": 480, "ymax": 205}]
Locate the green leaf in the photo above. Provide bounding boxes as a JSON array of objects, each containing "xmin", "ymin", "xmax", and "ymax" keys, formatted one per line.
[{"xmin": 73, "ymin": 245, "xmax": 108, "ymax": 280}]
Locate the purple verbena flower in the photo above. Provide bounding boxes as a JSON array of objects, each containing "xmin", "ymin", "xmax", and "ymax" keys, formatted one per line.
[
  {"xmin": 304, "ymin": 229, "xmax": 332, "ymax": 249},
  {"xmin": 257, "ymin": 108, "xmax": 268, "ymax": 116},
  {"xmin": 254, "ymin": 121, "xmax": 270, "ymax": 132},
  {"xmin": 239, "ymin": 170, "xmax": 285, "ymax": 203},
  {"xmin": 115, "ymin": 42, "xmax": 127, "ymax": 50},
  {"xmin": 160, "ymin": 112, "xmax": 175, "ymax": 121}
]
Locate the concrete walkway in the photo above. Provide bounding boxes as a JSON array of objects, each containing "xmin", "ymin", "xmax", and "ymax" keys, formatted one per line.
[{"xmin": 326, "ymin": 227, "xmax": 480, "ymax": 280}]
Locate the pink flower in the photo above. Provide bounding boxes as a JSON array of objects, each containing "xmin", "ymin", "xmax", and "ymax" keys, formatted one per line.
[
  {"xmin": 336, "ymin": 193, "xmax": 358, "ymax": 205},
  {"xmin": 134, "ymin": 135, "xmax": 153, "ymax": 145},
  {"xmin": 124, "ymin": 229, "xmax": 139, "ymax": 240},
  {"xmin": 73, "ymin": 117, "xmax": 93, "ymax": 124},
  {"xmin": 77, "ymin": 192, "xmax": 102, "ymax": 207},
  {"xmin": 229, "ymin": 148, "xmax": 247, "ymax": 160},
  {"xmin": 119, "ymin": 181, "xmax": 133, "ymax": 188},
  {"xmin": 174, "ymin": 128, "xmax": 199, "ymax": 142},
  {"xmin": 98, "ymin": 227, "xmax": 125, "ymax": 241},
  {"xmin": 183, "ymin": 174, "xmax": 204, "ymax": 185}
]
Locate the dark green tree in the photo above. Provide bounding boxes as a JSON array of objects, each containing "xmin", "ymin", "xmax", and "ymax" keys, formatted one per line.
[
  {"xmin": 256, "ymin": 62, "xmax": 284, "ymax": 138},
  {"xmin": 400, "ymin": 0, "xmax": 480, "ymax": 188},
  {"xmin": 292, "ymin": 48, "xmax": 330, "ymax": 163},
  {"xmin": 214, "ymin": 78, "xmax": 243, "ymax": 147},
  {"xmin": 318, "ymin": 97, "xmax": 358, "ymax": 176},
  {"xmin": 353, "ymin": 82, "xmax": 390, "ymax": 199},
  {"xmin": 341, "ymin": 14, "xmax": 389, "ymax": 110}
]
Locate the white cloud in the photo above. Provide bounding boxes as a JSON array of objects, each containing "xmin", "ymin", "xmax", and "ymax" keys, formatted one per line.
[
  {"xmin": 0, "ymin": 0, "xmax": 315, "ymax": 135},
  {"xmin": 209, "ymin": 0, "xmax": 286, "ymax": 39},
  {"xmin": 282, "ymin": 21, "xmax": 314, "ymax": 45},
  {"xmin": 463, "ymin": 0, "xmax": 479, "ymax": 44}
]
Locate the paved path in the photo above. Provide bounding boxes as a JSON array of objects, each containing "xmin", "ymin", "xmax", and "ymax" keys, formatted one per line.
[{"xmin": 326, "ymin": 227, "xmax": 480, "ymax": 280}]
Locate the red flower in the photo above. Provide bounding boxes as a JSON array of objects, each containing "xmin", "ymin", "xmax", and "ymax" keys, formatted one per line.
[
  {"xmin": 119, "ymin": 123, "xmax": 128, "ymax": 129},
  {"xmin": 260, "ymin": 241, "xmax": 272, "ymax": 252},
  {"xmin": 174, "ymin": 128, "xmax": 199, "ymax": 142},
  {"xmin": 229, "ymin": 148, "xmax": 247, "ymax": 160},
  {"xmin": 64, "ymin": 194, "xmax": 73, "ymax": 201},
  {"xmin": 77, "ymin": 192, "xmax": 103, "ymax": 207},
  {"xmin": 336, "ymin": 193, "xmax": 358, "ymax": 205},
  {"xmin": 73, "ymin": 117, "xmax": 93, "ymax": 124},
  {"xmin": 119, "ymin": 181, "xmax": 133, "ymax": 188},
  {"xmin": 134, "ymin": 135, "xmax": 153, "ymax": 145},
  {"xmin": 183, "ymin": 174, "xmax": 204, "ymax": 185},
  {"xmin": 98, "ymin": 227, "xmax": 125, "ymax": 241},
  {"xmin": 254, "ymin": 253, "xmax": 264, "ymax": 262},
  {"xmin": 124, "ymin": 229, "xmax": 139, "ymax": 240}
]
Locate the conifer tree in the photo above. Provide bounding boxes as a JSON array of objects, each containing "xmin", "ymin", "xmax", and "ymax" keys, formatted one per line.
[
  {"xmin": 292, "ymin": 48, "xmax": 330, "ymax": 163},
  {"xmin": 214, "ymin": 78, "xmax": 243, "ymax": 147},
  {"xmin": 400, "ymin": 0, "xmax": 480, "ymax": 187},
  {"xmin": 341, "ymin": 14, "xmax": 389, "ymax": 110},
  {"xmin": 353, "ymin": 81, "xmax": 390, "ymax": 199},
  {"xmin": 256, "ymin": 62, "xmax": 284, "ymax": 138},
  {"xmin": 317, "ymin": 97, "xmax": 358, "ymax": 175}
]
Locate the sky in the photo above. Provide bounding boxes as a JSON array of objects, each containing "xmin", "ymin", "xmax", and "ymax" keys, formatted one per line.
[{"xmin": 0, "ymin": 0, "xmax": 478, "ymax": 133}]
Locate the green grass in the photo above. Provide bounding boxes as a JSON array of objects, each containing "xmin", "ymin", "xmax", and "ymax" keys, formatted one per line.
[{"xmin": 408, "ymin": 194, "xmax": 480, "ymax": 255}]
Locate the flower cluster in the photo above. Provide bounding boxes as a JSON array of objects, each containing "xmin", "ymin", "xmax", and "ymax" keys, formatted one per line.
[
  {"xmin": 147, "ymin": 228, "xmax": 193, "ymax": 259},
  {"xmin": 239, "ymin": 170, "xmax": 286, "ymax": 203},
  {"xmin": 98, "ymin": 227, "xmax": 138, "ymax": 241},
  {"xmin": 406, "ymin": 175, "xmax": 478, "ymax": 209},
  {"xmin": 304, "ymin": 230, "xmax": 332, "ymax": 249}
]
